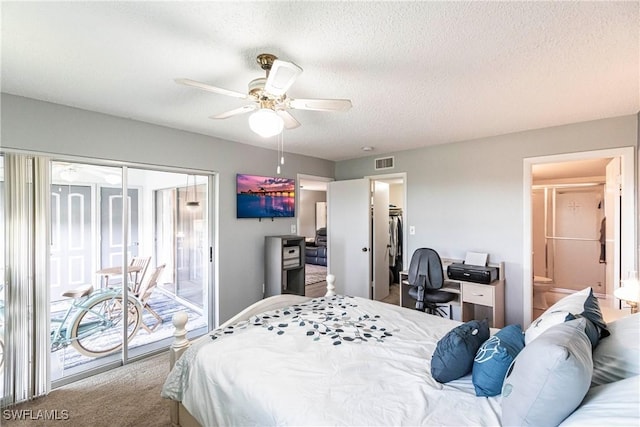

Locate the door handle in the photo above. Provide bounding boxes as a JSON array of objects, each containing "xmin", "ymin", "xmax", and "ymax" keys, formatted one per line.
[{"xmin": 362, "ymin": 247, "xmax": 368, "ymax": 252}]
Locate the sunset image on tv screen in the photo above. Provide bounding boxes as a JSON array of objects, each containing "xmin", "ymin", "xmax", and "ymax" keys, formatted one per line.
[{"xmin": 236, "ymin": 174, "xmax": 295, "ymax": 218}]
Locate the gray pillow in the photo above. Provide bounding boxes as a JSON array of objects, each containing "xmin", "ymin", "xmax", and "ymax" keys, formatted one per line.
[
  {"xmin": 591, "ymin": 313, "xmax": 640, "ymax": 386},
  {"xmin": 501, "ymin": 318, "xmax": 593, "ymax": 427}
]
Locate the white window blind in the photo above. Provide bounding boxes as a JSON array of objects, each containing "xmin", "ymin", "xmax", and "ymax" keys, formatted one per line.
[{"xmin": 2, "ymin": 153, "xmax": 50, "ymax": 406}]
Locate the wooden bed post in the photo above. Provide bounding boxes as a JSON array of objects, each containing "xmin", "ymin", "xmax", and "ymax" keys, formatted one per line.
[
  {"xmin": 170, "ymin": 311, "xmax": 190, "ymax": 368},
  {"xmin": 325, "ymin": 274, "xmax": 336, "ymax": 296},
  {"xmin": 170, "ymin": 311, "xmax": 191, "ymax": 427}
]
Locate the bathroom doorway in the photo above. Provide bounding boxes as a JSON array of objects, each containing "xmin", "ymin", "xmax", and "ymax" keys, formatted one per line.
[
  {"xmin": 531, "ymin": 164, "xmax": 608, "ymax": 319},
  {"xmin": 523, "ymin": 148, "xmax": 636, "ymax": 324}
]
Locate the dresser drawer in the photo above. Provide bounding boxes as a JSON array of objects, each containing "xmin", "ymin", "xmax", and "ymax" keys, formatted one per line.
[
  {"xmin": 283, "ymin": 246, "xmax": 300, "ymax": 260},
  {"xmin": 462, "ymin": 283, "xmax": 494, "ymax": 306}
]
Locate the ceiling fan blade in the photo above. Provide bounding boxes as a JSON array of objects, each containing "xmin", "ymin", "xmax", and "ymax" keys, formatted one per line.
[
  {"xmin": 264, "ymin": 60, "xmax": 302, "ymax": 97},
  {"xmin": 289, "ymin": 98, "xmax": 352, "ymax": 112},
  {"xmin": 175, "ymin": 78, "xmax": 248, "ymax": 99},
  {"xmin": 209, "ymin": 104, "xmax": 256, "ymax": 119},
  {"xmin": 276, "ymin": 110, "xmax": 301, "ymax": 129}
]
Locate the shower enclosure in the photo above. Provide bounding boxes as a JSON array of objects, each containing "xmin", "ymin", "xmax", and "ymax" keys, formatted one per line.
[{"xmin": 532, "ymin": 184, "xmax": 607, "ymax": 294}]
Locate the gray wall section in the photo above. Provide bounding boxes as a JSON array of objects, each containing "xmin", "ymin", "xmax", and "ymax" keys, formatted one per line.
[
  {"xmin": 335, "ymin": 115, "xmax": 639, "ymax": 326},
  {"xmin": 1, "ymin": 94, "xmax": 335, "ymax": 323},
  {"xmin": 299, "ymin": 190, "xmax": 327, "ymax": 239}
]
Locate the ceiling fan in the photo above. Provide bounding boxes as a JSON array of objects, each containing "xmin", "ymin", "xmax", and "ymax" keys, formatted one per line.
[{"xmin": 175, "ymin": 53, "xmax": 352, "ymax": 137}]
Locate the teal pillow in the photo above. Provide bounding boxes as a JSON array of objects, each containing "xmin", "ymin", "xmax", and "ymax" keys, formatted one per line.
[
  {"xmin": 431, "ymin": 319, "xmax": 490, "ymax": 383},
  {"xmin": 472, "ymin": 324, "xmax": 525, "ymax": 397}
]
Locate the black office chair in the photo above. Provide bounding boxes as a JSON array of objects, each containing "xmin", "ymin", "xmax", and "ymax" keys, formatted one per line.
[{"xmin": 407, "ymin": 248, "xmax": 456, "ymax": 317}]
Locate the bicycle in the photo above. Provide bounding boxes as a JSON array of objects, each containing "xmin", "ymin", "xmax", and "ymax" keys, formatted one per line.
[{"xmin": 50, "ymin": 285, "xmax": 143, "ymax": 358}]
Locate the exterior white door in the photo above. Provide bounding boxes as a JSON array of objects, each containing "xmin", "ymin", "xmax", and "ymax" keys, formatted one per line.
[
  {"xmin": 50, "ymin": 184, "xmax": 93, "ymax": 300},
  {"xmin": 327, "ymin": 179, "xmax": 370, "ymax": 298},
  {"xmin": 100, "ymin": 187, "xmax": 139, "ymax": 278},
  {"xmin": 372, "ymin": 181, "xmax": 390, "ymax": 300}
]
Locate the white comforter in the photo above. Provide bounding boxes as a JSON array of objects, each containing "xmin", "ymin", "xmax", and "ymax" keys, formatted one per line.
[{"xmin": 162, "ymin": 295, "xmax": 502, "ymax": 426}]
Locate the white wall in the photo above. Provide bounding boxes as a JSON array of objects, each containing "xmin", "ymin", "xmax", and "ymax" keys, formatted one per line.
[
  {"xmin": 299, "ymin": 190, "xmax": 326, "ymax": 239},
  {"xmin": 389, "ymin": 183, "xmax": 404, "ymax": 208},
  {"xmin": 1, "ymin": 94, "xmax": 335, "ymax": 323},
  {"xmin": 336, "ymin": 114, "xmax": 639, "ymax": 326}
]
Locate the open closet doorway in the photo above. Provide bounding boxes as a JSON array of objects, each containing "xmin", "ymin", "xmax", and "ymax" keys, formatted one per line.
[
  {"xmin": 298, "ymin": 174, "xmax": 332, "ymax": 298},
  {"xmin": 370, "ymin": 173, "xmax": 407, "ymax": 306},
  {"xmin": 523, "ymin": 147, "xmax": 636, "ymax": 326}
]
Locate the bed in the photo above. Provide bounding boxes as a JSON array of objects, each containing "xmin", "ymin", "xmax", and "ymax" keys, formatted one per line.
[{"xmin": 161, "ymin": 279, "xmax": 640, "ymax": 427}]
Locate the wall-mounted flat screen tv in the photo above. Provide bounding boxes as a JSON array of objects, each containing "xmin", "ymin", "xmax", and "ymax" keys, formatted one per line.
[{"xmin": 236, "ymin": 173, "xmax": 295, "ymax": 218}]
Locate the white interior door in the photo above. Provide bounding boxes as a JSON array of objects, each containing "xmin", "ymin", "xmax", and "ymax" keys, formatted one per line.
[
  {"xmin": 327, "ymin": 179, "xmax": 370, "ymax": 298},
  {"xmin": 605, "ymin": 157, "xmax": 621, "ymax": 303},
  {"xmin": 372, "ymin": 181, "xmax": 390, "ymax": 300}
]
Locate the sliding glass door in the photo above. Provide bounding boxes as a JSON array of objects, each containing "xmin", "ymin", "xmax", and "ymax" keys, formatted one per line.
[
  {"xmin": 50, "ymin": 162, "xmax": 128, "ymax": 381},
  {"xmin": 48, "ymin": 161, "xmax": 212, "ymax": 385}
]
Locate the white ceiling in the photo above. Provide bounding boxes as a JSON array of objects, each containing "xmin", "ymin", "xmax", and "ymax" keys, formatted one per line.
[
  {"xmin": 532, "ymin": 158, "xmax": 611, "ymax": 182},
  {"xmin": 1, "ymin": 2, "xmax": 638, "ymax": 162}
]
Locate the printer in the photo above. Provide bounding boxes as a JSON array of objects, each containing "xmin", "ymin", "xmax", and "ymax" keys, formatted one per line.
[{"xmin": 447, "ymin": 262, "xmax": 498, "ymax": 285}]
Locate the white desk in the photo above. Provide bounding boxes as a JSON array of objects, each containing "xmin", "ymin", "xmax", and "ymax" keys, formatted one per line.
[{"xmin": 400, "ymin": 258, "xmax": 505, "ymax": 328}]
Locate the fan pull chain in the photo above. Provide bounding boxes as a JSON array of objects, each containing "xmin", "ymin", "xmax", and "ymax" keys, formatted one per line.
[
  {"xmin": 276, "ymin": 131, "xmax": 284, "ymax": 175},
  {"xmin": 280, "ymin": 132, "xmax": 285, "ymax": 165},
  {"xmin": 276, "ymin": 132, "xmax": 281, "ymax": 175}
]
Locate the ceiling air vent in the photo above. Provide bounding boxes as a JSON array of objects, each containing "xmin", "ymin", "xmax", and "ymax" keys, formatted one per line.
[{"xmin": 375, "ymin": 156, "xmax": 394, "ymax": 170}]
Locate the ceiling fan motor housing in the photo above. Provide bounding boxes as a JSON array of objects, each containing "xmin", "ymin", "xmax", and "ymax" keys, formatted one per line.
[
  {"xmin": 248, "ymin": 78, "xmax": 267, "ymax": 97},
  {"xmin": 256, "ymin": 53, "xmax": 277, "ymax": 71},
  {"xmin": 249, "ymin": 77, "xmax": 283, "ymax": 111}
]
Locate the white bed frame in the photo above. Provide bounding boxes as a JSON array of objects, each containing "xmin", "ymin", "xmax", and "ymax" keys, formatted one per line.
[{"xmin": 167, "ymin": 275, "xmax": 336, "ymax": 427}]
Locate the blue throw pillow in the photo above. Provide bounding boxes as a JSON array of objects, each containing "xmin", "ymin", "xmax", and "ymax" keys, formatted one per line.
[
  {"xmin": 472, "ymin": 324, "xmax": 525, "ymax": 396},
  {"xmin": 431, "ymin": 319, "xmax": 490, "ymax": 383}
]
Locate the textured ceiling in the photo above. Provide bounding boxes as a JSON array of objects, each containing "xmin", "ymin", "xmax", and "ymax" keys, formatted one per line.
[{"xmin": 1, "ymin": 1, "xmax": 638, "ymax": 161}]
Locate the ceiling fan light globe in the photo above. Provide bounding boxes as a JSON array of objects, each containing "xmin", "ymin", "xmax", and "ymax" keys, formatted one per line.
[{"xmin": 249, "ymin": 109, "xmax": 284, "ymax": 137}]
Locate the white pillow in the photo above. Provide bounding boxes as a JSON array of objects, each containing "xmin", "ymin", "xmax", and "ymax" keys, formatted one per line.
[
  {"xmin": 560, "ymin": 375, "xmax": 640, "ymax": 426},
  {"xmin": 544, "ymin": 287, "xmax": 592, "ymax": 314},
  {"xmin": 525, "ymin": 287, "xmax": 609, "ymax": 347},
  {"xmin": 591, "ymin": 313, "xmax": 640, "ymax": 386},
  {"xmin": 525, "ymin": 310, "xmax": 572, "ymax": 345}
]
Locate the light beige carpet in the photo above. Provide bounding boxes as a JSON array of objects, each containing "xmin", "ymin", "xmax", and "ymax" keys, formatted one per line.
[{"xmin": 4, "ymin": 352, "xmax": 171, "ymax": 427}]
